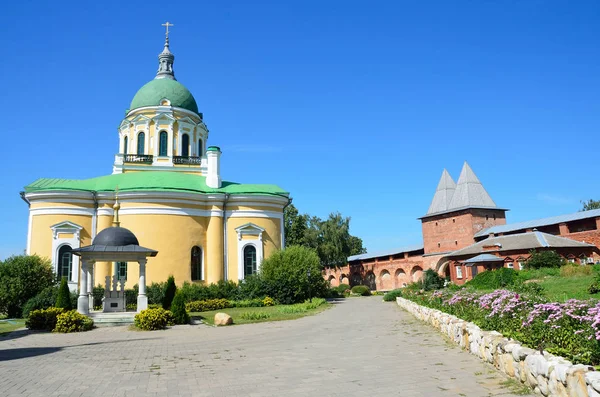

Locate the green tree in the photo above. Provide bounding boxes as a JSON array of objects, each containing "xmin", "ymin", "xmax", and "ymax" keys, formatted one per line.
[
  {"xmin": 0, "ymin": 255, "xmax": 55, "ymax": 318},
  {"xmin": 55, "ymin": 278, "xmax": 73, "ymax": 310},
  {"xmin": 283, "ymin": 204, "xmax": 308, "ymax": 246},
  {"xmin": 170, "ymin": 290, "xmax": 189, "ymax": 324},
  {"xmin": 526, "ymin": 250, "xmax": 565, "ymax": 269},
  {"xmin": 162, "ymin": 276, "xmax": 177, "ymax": 309},
  {"xmin": 581, "ymin": 199, "xmax": 600, "ymax": 211},
  {"xmin": 260, "ymin": 246, "xmax": 328, "ymax": 304}
]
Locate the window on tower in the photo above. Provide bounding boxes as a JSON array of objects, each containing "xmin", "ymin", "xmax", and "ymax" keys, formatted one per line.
[
  {"xmin": 123, "ymin": 136, "xmax": 128, "ymax": 155},
  {"xmin": 198, "ymin": 139, "xmax": 203, "ymax": 156},
  {"xmin": 159, "ymin": 131, "xmax": 168, "ymax": 156},
  {"xmin": 137, "ymin": 132, "xmax": 145, "ymax": 155}
]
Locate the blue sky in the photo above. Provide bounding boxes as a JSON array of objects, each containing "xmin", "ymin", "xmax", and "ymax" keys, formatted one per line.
[{"xmin": 1, "ymin": 0, "xmax": 599, "ymax": 259}]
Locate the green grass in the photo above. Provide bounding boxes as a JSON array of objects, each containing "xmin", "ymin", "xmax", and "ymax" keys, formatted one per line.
[
  {"xmin": 0, "ymin": 319, "xmax": 26, "ymax": 336},
  {"xmin": 538, "ymin": 274, "xmax": 600, "ymax": 301},
  {"xmin": 190, "ymin": 302, "xmax": 330, "ymax": 326}
]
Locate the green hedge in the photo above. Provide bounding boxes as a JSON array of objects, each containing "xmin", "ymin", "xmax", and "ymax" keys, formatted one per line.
[
  {"xmin": 186, "ymin": 298, "xmax": 233, "ymax": 312},
  {"xmin": 383, "ymin": 289, "xmax": 403, "ymax": 302},
  {"xmin": 26, "ymin": 307, "xmax": 65, "ymax": 331},
  {"xmin": 351, "ymin": 285, "xmax": 371, "ymax": 296}
]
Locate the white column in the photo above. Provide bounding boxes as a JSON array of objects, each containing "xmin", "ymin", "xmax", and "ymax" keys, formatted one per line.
[
  {"xmin": 87, "ymin": 263, "xmax": 94, "ymax": 312},
  {"xmin": 77, "ymin": 259, "xmax": 90, "ymax": 314},
  {"xmin": 137, "ymin": 259, "xmax": 148, "ymax": 312}
]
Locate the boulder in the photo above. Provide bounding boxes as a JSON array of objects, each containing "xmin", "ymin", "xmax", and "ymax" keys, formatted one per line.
[
  {"xmin": 214, "ymin": 312, "xmax": 233, "ymax": 326},
  {"xmin": 585, "ymin": 372, "xmax": 600, "ymax": 393}
]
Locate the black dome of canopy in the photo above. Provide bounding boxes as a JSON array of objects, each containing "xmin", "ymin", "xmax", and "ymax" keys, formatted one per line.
[{"xmin": 93, "ymin": 227, "xmax": 139, "ymax": 246}]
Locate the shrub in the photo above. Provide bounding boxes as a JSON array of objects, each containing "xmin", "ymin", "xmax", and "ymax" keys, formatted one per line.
[
  {"xmin": 526, "ymin": 250, "xmax": 565, "ymax": 269},
  {"xmin": 277, "ymin": 298, "xmax": 327, "ymax": 314},
  {"xmin": 260, "ymin": 246, "xmax": 328, "ymax": 304},
  {"xmin": 185, "ymin": 298, "xmax": 233, "ymax": 312},
  {"xmin": 22, "ymin": 286, "xmax": 59, "ymax": 318},
  {"xmin": 511, "ymin": 279, "xmax": 544, "ymax": 296},
  {"xmin": 383, "ymin": 289, "xmax": 403, "ymax": 302},
  {"xmin": 262, "ymin": 296, "xmax": 275, "ymax": 307},
  {"xmin": 467, "ymin": 268, "xmax": 517, "ymax": 290},
  {"xmin": 231, "ymin": 299, "xmax": 264, "ymax": 308},
  {"xmin": 325, "ymin": 288, "xmax": 342, "ymax": 298},
  {"xmin": 125, "ymin": 285, "xmax": 138, "ymax": 306},
  {"xmin": 207, "ymin": 280, "xmax": 239, "ymax": 300},
  {"xmin": 134, "ymin": 308, "xmax": 174, "ymax": 330},
  {"xmin": 55, "ymin": 278, "xmax": 72, "ymax": 310},
  {"xmin": 561, "ymin": 263, "xmax": 593, "ymax": 277},
  {"xmin": 26, "ymin": 307, "xmax": 65, "ymax": 331},
  {"xmin": 350, "ymin": 285, "xmax": 371, "ymax": 296},
  {"xmin": 147, "ymin": 282, "xmax": 166, "ymax": 305},
  {"xmin": 163, "ymin": 276, "xmax": 177, "ymax": 309},
  {"xmin": 422, "ymin": 269, "xmax": 445, "ymax": 291},
  {"xmin": 237, "ymin": 274, "xmax": 270, "ymax": 300},
  {"xmin": 170, "ymin": 291, "xmax": 189, "ymax": 325},
  {"xmin": 240, "ymin": 311, "xmax": 271, "ymax": 321},
  {"xmin": 54, "ymin": 310, "xmax": 93, "ymax": 333},
  {"xmin": 0, "ymin": 255, "xmax": 55, "ymax": 318},
  {"xmin": 336, "ymin": 283, "xmax": 350, "ymax": 293},
  {"xmin": 126, "ymin": 303, "xmax": 137, "ymax": 311},
  {"xmin": 92, "ymin": 285, "xmax": 105, "ymax": 308}
]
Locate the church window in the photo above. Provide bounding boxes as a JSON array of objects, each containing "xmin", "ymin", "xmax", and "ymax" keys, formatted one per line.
[
  {"xmin": 117, "ymin": 262, "xmax": 127, "ymax": 281},
  {"xmin": 198, "ymin": 139, "xmax": 203, "ymax": 156},
  {"xmin": 456, "ymin": 266, "xmax": 463, "ymax": 279},
  {"xmin": 123, "ymin": 136, "xmax": 128, "ymax": 155},
  {"xmin": 159, "ymin": 131, "xmax": 168, "ymax": 156},
  {"xmin": 181, "ymin": 134, "xmax": 189, "ymax": 157},
  {"xmin": 244, "ymin": 245, "xmax": 257, "ymax": 278},
  {"xmin": 137, "ymin": 132, "xmax": 145, "ymax": 155},
  {"xmin": 58, "ymin": 245, "xmax": 73, "ymax": 281},
  {"xmin": 191, "ymin": 246, "xmax": 203, "ymax": 281}
]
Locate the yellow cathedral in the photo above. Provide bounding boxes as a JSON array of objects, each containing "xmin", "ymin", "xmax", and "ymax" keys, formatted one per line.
[{"xmin": 21, "ymin": 26, "xmax": 290, "ymax": 292}]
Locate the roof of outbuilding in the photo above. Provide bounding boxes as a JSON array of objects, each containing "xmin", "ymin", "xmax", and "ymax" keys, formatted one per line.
[
  {"xmin": 448, "ymin": 231, "xmax": 596, "ymax": 258},
  {"xmin": 463, "ymin": 253, "xmax": 504, "ymax": 263},
  {"xmin": 475, "ymin": 209, "xmax": 600, "ymax": 238},
  {"xmin": 348, "ymin": 244, "xmax": 424, "ymax": 262}
]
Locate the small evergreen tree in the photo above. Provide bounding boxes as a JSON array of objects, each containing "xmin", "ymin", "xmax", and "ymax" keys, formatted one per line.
[
  {"xmin": 55, "ymin": 278, "xmax": 73, "ymax": 310},
  {"xmin": 170, "ymin": 290, "xmax": 189, "ymax": 324},
  {"xmin": 162, "ymin": 276, "xmax": 177, "ymax": 309}
]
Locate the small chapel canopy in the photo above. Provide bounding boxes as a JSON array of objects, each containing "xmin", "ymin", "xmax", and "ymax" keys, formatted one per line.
[{"xmin": 72, "ymin": 226, "xmax": 157, "ymax": 258}]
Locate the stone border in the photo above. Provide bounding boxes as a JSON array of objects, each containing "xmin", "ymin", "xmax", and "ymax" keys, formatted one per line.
[{"xmin": 396, "ymin": 297, "xmax": 600, "ymax": 397}]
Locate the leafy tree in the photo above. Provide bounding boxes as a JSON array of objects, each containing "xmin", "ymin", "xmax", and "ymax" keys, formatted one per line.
[
  {"xmin": 283, "ymin": 205, "xmax": 367, "ymax": 268},
  {"xmin": 0, "ymin": 255, "xmax": 55, "ymax": 318},
  {"xmin": 283, "ymin": 204, "xmax": 308, "ymax": 246},
  {"xmin": 422, "ymin": 269, "xmax": 445, "ymax": 291},
  {"xmin": 526, "ymin": 250, "xmax": 565, "ymax": 269},
  {"xmin": 55, "ymin": 278, "xmax": 73, "ymax": 310},
  {"xmin": 162, "ymin": 276, "xmax": 177, "ymax": 309},
  {"xmin": 581, "ymin": 199, "xmax": 600, "ymax": 211},
  {"xmin": 170, "ymin": 290, "xmax": 189, "ymax": 324},
  {"xmin": 260, "ymin": 246, "xmax": 328, "ymax": 304}
]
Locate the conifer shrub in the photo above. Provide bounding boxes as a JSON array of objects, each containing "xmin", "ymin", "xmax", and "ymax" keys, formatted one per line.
[
  {"xmin": 422, "ymin": 269, "xmax": 446, "ymax": 291},
  {"xmin": 54, "ymin": 310, "xmax": 93, "ymax": 333},
  {"xmin": 163, "ymin": 276, "xmax": 177, "ymax": 309},
  {"xmin": 383, "ymin": 289, "xmax": 403, "ymax": 302},
  {"xmin": 22, "ymin": 286, "xmax": 59, "ymax": 318},
  {"xmin": 350, "ymin": 285, "xmax": 371, "ymax": 296},
  {"xmin": 134, "ymin": 308, "xmax": 174, "ymax": 330},
  {"xmin": 26, "ymin": 307, "xmax": 65, "ymax": 331},
  {"xmin": 55, "ymin": 278, "xmax": 73, "ymax": 310},
  {"xmin": 170, "ymin": 291, "xmax": 189, "ymax": 325}
]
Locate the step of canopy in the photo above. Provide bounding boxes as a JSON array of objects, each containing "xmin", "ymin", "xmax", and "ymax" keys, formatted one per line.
[{"xmin": 87, "ymin": 312, "xmax": 136, "ymax": 327}]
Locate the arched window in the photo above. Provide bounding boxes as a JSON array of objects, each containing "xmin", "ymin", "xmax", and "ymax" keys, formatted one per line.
[
  {"xmin": 191, "ymin": 246, "xmax": 202, "ymax": 281},
  {"xmin": 243, "ymin": 245, "xmax": 257, "ymax": 278},
  {"xmin": 137, "ymin": 132, "xmax": 145, "ymax": 155},
  {"xmin": 181, "ymin": 134, "xmax": 189, "ymax": 157},
  {"xmin": 58, "ymin": 245, "xmax": 73, "ymax": 281},
  {"xmin": 159, "ymin": 131, "xmax": 168, "ymax": 156},
  {"xmin": 123, "ymin": 136, "xmax": 128, "ymax": 155},
  {"xmin": 117, "ymin": 262, "xmax": 127, "ymax": 281},
  {"xmin": 198, "ymin": 139, "xmax": 203, "ymax": 156}
]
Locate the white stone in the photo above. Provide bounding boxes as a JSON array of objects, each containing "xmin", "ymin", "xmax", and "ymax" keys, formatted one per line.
[
  {"xmin": 214, "ymin": 312, "xmax": 233, "ymax": 326},
  {"xmin": 589, "ymin": 386, "xmax": 600, "ymax": 397},
  {"xmin": 585, "ymin": 372, "xmax": 600, "ymax": 393},
  {"xmin": 526, "ymin": 353, "xmax": 549, "ymax": 378},
  {"xmin": 536, "ymin": 375, "xmax": 549, "ymax": 396}
]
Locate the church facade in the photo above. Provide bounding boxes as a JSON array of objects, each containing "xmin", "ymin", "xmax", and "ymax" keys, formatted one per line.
[
  {"xmin": 22, "ymin": 29, "xmax": 290, "ymax": 291},
  {"xmin": 324, "ymin": 162, "xmax": 600, "ymax": 289}
]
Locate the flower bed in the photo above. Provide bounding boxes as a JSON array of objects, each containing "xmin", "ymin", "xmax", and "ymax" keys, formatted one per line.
[{"xmin": 403, "ymin": 289, "xmax": 600, "ymax": 365}]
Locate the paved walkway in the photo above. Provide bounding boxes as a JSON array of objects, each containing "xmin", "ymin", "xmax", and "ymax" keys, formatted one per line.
[{"xmin": 0, "ymin": 297, "xmax": 526, "ymax": 397}]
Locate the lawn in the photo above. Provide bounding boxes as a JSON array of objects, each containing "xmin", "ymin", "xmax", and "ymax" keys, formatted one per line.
[
  {"xmin": 538, "ymin": 274, "xmax": 600, "ymax": 301},
  {"xmin": 0, "ymin": 319, "xmax": 26, "ymax": 336},
  {"xmin": 190, "ymin": 302, "xmax": 330, "ymax": 326}
]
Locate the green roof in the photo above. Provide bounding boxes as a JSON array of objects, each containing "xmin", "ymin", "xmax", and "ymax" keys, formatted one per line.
[
  {"xmin": 129, "ymin": 79, "xmax": 199, "ymax": 114},
  {"xmin": 24, "ymin": 171, "xmax": 289, "ymax": 197}
]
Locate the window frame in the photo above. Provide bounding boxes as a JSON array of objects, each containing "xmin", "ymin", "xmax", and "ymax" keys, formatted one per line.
[
  {"xmin": 137, "ymin": 131, "xmax": 146, "ymax": 155},
  {"xmin": 191, "ymin": 246, "xmax": 203, "ymax": 281},
  {"xmin": 243, "ymin": 244, "xmax": 257, "ymax": 278},
  {"xmin": 159, "ymin": 131, "xmax": 168, "ymax": 157}
]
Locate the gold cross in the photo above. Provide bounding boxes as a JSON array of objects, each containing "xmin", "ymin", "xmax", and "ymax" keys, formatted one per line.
[{"xmin": 162, "ymin": 21, "xmax": 174, "ymax": 37}]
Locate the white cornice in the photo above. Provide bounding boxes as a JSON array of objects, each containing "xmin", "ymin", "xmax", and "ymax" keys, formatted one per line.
[{"xmin": 126, "ymin": 105, "xmax": 202, "ymax": 121}]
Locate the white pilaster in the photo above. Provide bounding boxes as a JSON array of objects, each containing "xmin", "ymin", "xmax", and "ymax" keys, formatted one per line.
[
  {"xmin": 77, "ymin": 259, "xmax": 91, "ymax": 314},
  {"xmin": 137, "ymin": 259, "xmax": 148, "ymax": 312}
]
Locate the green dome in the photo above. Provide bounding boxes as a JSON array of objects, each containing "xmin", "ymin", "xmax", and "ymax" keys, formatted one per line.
[{"xmin": 129, "ymin": 78, "xmax": 198, "ymax": 114}]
